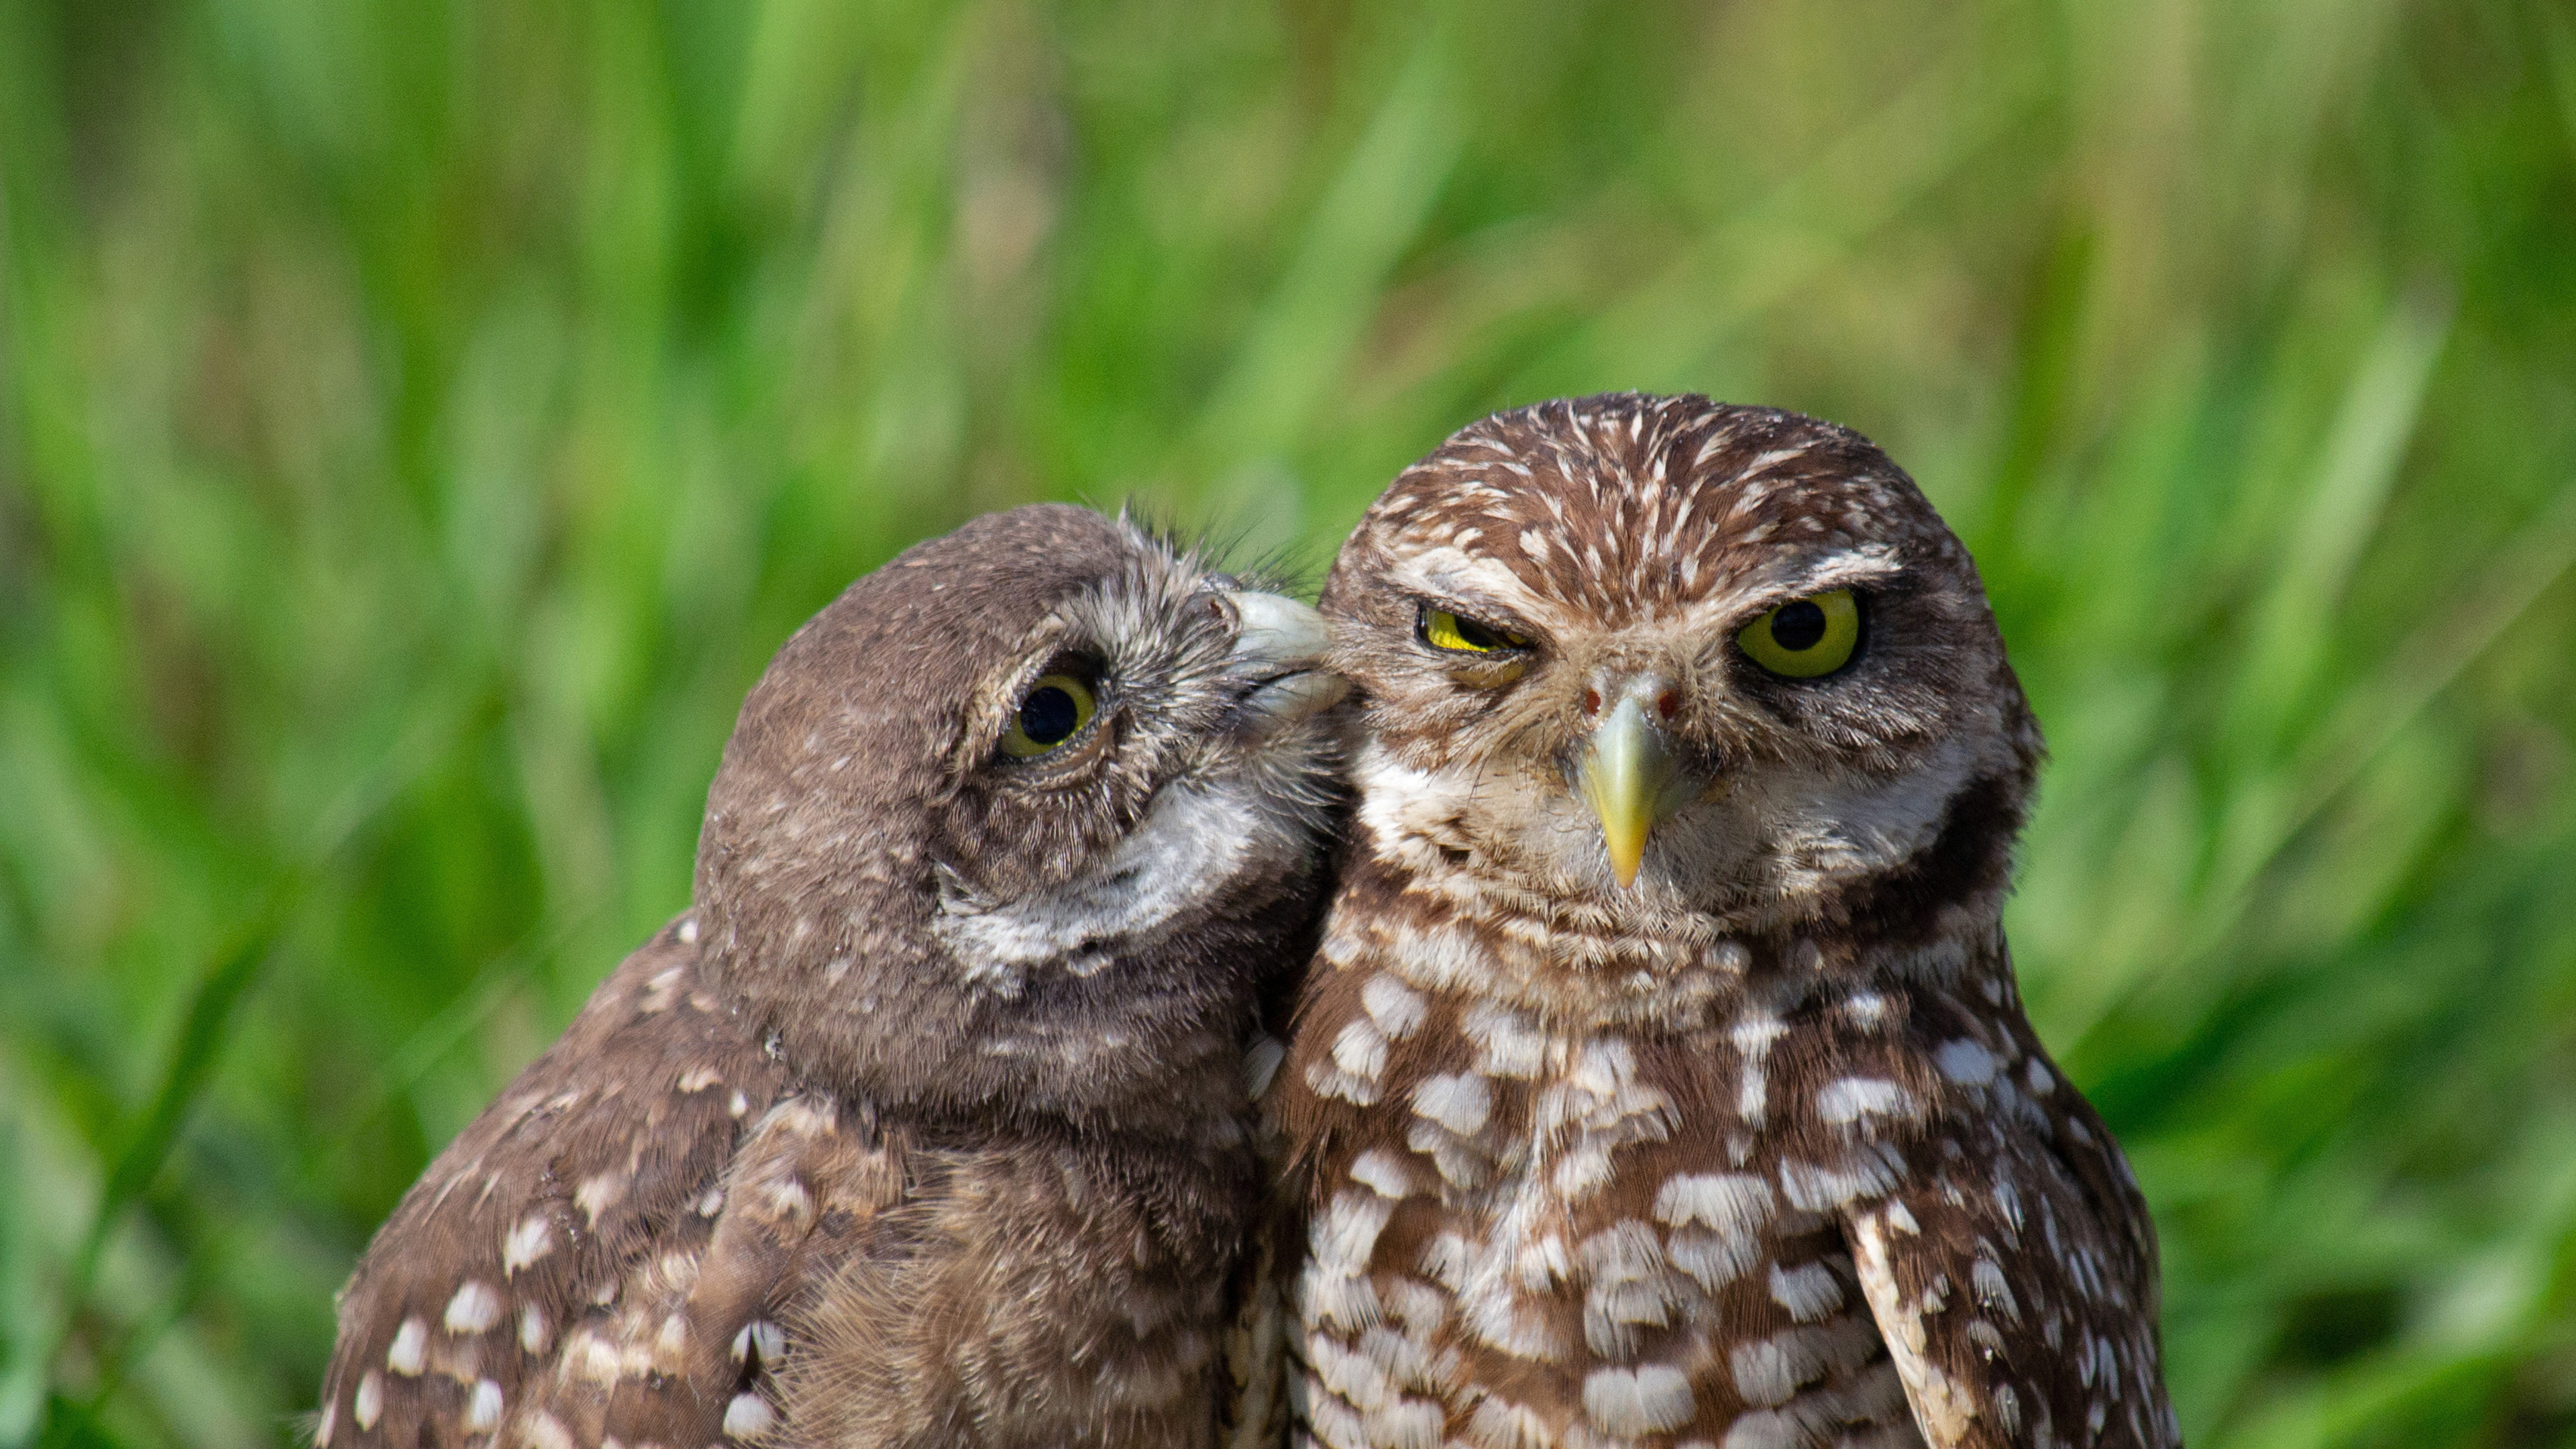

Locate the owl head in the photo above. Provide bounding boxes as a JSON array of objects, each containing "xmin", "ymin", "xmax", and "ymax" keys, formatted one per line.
[
  {"xmin": 1322, "ymin": 393, "xmax": 2039, "ymax": 938},
  {"xmin": 695, "ymin": 504, "xmax": 1346, "ymax": 1133}
]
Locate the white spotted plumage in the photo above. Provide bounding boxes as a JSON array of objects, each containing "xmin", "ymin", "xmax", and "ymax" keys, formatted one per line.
[
  {"xmin": 1272, "ymin": 395, "xmax": 2178, "ymax": 1448},
  {"xmin": 318, "ymin": 505, "xmax": 1348, "ymax": 1449}
]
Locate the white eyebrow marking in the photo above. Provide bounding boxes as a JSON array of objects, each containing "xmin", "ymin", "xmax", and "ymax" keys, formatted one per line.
[
  {"xmin": 1379, "ymin": 546, "xmax": 1583, "ymax": 633},
  {"xmin": 1660, "ymin": 544, "xmax": 1910, "ymax": 630}
]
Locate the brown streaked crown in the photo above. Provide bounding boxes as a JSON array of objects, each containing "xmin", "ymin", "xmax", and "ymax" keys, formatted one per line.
[{"xmin": 1332, "ymin": 395, "xmax": 1972, "ymax": 626}]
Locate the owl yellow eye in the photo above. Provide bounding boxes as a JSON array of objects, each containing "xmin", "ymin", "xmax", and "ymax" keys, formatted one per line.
[
  {"xmin": 1419, "ymin": 606, "xmax": 1529, "ymax": 654},
  {"xmin": 1737, "ymin": 589, "xmax": 1861, "ymax": 678},
  {"xmin": 1001, "ymin": 674, "xmax": 1098, "ymax": 757}
]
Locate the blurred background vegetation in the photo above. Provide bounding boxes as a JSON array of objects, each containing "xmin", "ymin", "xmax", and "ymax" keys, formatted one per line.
[{"xmin": 2, "ymin": 0, "xmax": 2574, "ymax": 1443}]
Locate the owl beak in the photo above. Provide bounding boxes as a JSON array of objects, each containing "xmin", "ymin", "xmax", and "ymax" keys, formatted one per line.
[
  {"xmin": 1222, "ymin": 590, "xmax": 1350, "ymax": 728},
  {"xmin": 1578, "ymin": 691, "xmax": 1686, "ymax": 890}
]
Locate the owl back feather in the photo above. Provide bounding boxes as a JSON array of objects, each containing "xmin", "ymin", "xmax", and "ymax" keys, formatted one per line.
[{"xmin": 320, "ymin": 920, "xmax": 889, "ymax": 1448}]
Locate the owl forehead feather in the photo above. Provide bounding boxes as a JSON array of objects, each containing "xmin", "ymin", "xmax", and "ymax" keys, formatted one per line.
[
  {"xmin": 1354, "ymin": 393, "xmax": 1959, "ymax": 626},
  {"xmin": 706, "ymin": 504, "xmax": 1220, "ymax": 823},
  {"xmin": 949, "ymin": 528, "xmax": 1234, "ymax": 766}
]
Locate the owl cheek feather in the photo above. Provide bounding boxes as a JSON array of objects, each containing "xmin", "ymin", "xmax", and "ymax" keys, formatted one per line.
[{"xmin": 932, "ymin": 776, "xmax": 1307, "ymax": 994}]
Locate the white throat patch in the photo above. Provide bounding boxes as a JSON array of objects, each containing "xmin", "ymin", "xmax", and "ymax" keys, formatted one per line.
[{"xmin": 936, "ymin": 780, "xmax": 1279, "ymax": 996}]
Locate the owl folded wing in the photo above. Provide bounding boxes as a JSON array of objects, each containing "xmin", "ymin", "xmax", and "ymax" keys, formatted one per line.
[
  {"xmin": 319, "ymin": 921, "xmax": 904, "ymax": 1449},
  {"xmin": 1841, "ymin": 1063, "xmax": 2180, "ymax": 1449},
  {"xmin": 1219, "ymin": 1199, "xmax": 1293, "ymax": 1449}
]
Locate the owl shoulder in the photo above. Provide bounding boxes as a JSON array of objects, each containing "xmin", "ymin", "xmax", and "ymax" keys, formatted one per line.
[
  {"xmin": 317, "ymin": 917, "xmax": 859, "ymax": 1448},
  {"xmin": 1837, "ymin": 987, "xmax": 2176, "ymax": 1446}
]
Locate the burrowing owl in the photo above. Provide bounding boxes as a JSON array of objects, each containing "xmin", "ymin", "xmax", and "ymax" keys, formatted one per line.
[
  {"xmin": 1273, "ymin": 396, "xmax": 2178, "ymax": 1448},
  {"xmin": 317, "ymin": 504, "xmax": 1348, "ymax": 1449}
]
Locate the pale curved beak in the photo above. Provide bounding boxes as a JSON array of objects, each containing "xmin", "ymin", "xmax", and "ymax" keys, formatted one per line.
[
  {"xmin": 1222, "ymin": 590, "xmax": 1350, "ymax": 728},
  {"xmin": 1577, "ymin": 692, "xmax": 1686, "ymax": 890}
]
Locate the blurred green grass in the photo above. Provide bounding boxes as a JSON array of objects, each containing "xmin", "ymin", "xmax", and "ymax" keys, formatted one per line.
[{"xmin": 3, "ymin": 0, "xmax": 2574, "ymax": 1444}]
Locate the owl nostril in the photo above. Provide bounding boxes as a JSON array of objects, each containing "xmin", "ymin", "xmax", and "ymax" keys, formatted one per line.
[
  {"xmin": 1656, "ymin": 690, "xmax": 1680, "ymax": 720},
  {"xmin": 1582, "ymin": 688, "xmax": 1601, "ymax": 716}
]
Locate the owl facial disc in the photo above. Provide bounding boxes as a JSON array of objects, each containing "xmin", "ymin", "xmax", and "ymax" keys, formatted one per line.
[
  {"xmin": 1321, "ymin": 393, "xmax": 2033, "ymax": 927},
  {"xmin": 932, "ymin": 584, "xmax": 1344, "ymax": 989},
  {"xmin": 686, "ymin": 504, "xmax": 1350, "ymax": 1121}
]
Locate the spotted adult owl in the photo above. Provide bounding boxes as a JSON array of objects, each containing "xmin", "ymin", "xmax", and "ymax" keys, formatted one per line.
[
  {"xmin": 1273, "ymin": 396, "xmax": 2178, "ymax": 1448},
  {"xmin": 317, "ymin": 504, "xmax": 1350, "ymax": 1449}
]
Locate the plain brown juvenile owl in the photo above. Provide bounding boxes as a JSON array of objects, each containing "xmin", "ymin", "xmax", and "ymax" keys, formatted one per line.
[
  {"xmin": 1273, "ymin": 395, "xmax": 2178, "ymax": 1448},
  {"xmin": 317, "ymin": 504, "xmax": 1350, "ymax": 1449}
]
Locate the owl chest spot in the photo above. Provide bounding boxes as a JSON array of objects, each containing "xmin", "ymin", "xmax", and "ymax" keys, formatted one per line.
[
  {"xmin": 1404, "ymin": 1040, "xmax": 1844, "ymax": 1346},
  {"xmin": 1318, "ymin": 1005, "xmax": 1926, "ymax": 1443}
]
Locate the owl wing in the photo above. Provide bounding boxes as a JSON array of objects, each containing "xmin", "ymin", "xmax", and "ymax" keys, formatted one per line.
[
  {"xmin": 319, "ymin": 918, "xmax": 908, "ymax": 1449},
  {"xmin": 1843, "ymin": 1016, "xmax": 2180, "ymax": 1449},
  {"xmin": 1220, "ymin": 1029, "xmax": 1297, "ymax": 1449},
  {"xmin": 1220, "ymin": 1181, "xmax": 1293, "ymax": 1449}
]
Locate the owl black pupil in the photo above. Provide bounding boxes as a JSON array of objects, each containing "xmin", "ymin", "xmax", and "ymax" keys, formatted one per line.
[
  {"xmin": 1453, "ymin": 616, "xmax": 1499, "ymax": 648},
  {"xmin": 1771, "ymin": 601, "xmax": 1829, "ymax": 651},
  {"xmin": 1018, "ymin": 687, "xmax": 1080, "ymax": 745}
]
